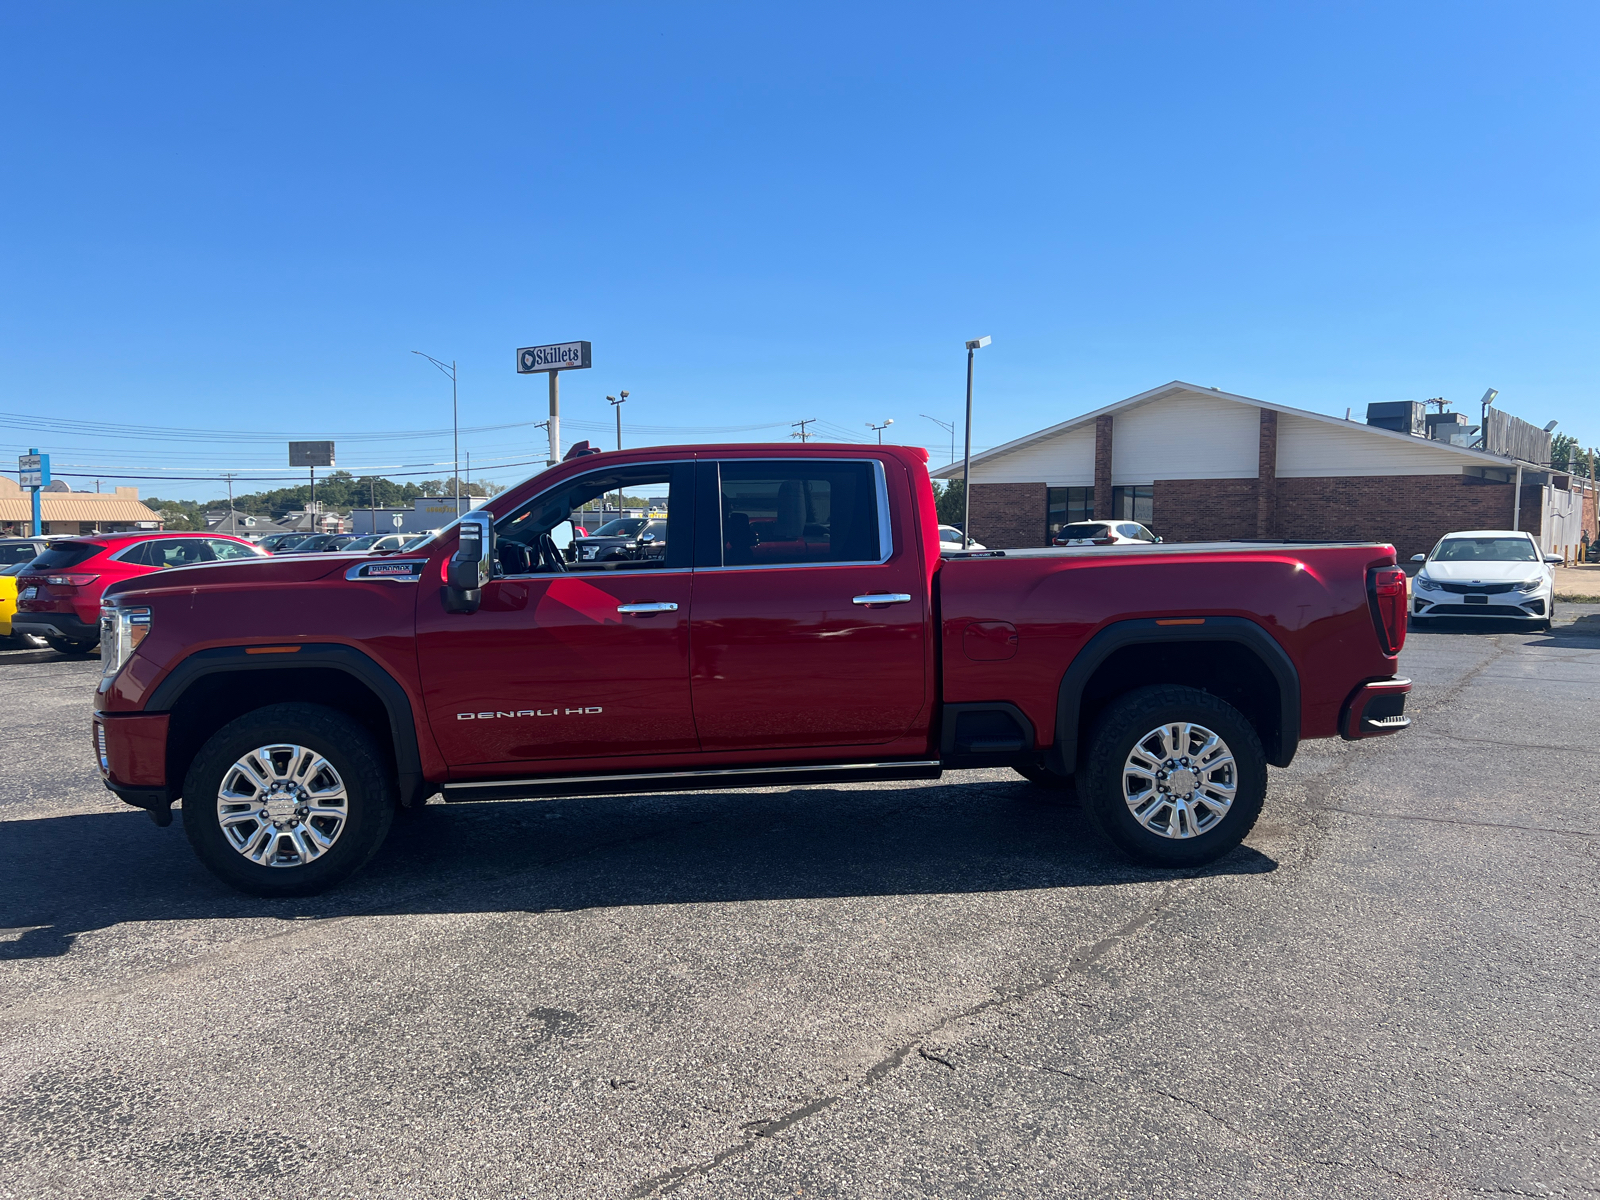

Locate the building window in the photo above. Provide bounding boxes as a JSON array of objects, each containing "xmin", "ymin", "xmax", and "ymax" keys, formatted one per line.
[
  {"xmin": 1047, "ymin": 487, "xmax": 1093, "ymax": 542},
  {"xmin": 1111, "ymin": 485, "xmax": 1154, "ymax": 529}
]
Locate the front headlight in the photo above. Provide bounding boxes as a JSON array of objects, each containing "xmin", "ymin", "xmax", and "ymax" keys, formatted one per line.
[
  {"xmin": 99, "ymin": 604, "xmax": 151, "ymax": 685},
  {"xmin": 1515, "ymin": 578, "xmax": 1542, "ymax": 593},
  {"xmin": 1414, "ymin": 573, "xmax": 1438, "ymax": 591}
]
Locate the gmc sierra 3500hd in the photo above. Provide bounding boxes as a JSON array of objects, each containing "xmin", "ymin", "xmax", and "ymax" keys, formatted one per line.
[{"xmin": 92, "ymin": 443, "xmax": 1411, "ymax": 896}]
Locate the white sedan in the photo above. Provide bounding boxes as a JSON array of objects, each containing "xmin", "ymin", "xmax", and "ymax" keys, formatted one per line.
[
  {"xmin": 938, "ymin": 525, "xmax": 986, "ymax": 552},
  {"xmin": 1410, "ymin": 529, "xmax": 1560, "ymax": 631}
]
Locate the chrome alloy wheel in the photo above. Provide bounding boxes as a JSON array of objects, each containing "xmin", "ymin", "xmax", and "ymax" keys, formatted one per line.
[
  {"xmin": 1121, "ymin": 721, "xmax": 1237, "ymax": 839},
  {"xmin": 215, "ymin": 743, "xmax": 349, "ymax": 868}
]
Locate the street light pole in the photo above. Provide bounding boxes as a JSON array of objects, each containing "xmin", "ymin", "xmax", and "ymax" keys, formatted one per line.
[
  {"xmin": 607, "ymin": 392, "xmax": 628, "ymax": 521},
  {"xmin": 412, "ymin": 351, "xmax": 461, "ymax": 517},
  {"xmin": 961, "ymin": 336, "xmax": 992, "ymax": 549},
  {"xmin": 867, "ymin": 418, "xmax": 894, "ymax": 443}
]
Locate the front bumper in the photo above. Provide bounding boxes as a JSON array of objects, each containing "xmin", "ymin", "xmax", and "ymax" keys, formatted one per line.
[
  {"xmin": 14, "ymin": 611, "xmax": 101, "ymax": 643},
  {"xmin": 1339, "ymin": 677, "xmax": 1412, "ymax": 740},
  {"xmin": 1412, "ymin": 590, "xmax": 1548, "ymax": 619},
  {"xmin": 92, "ymin": 712, "xmax": 174, "ymax": 821}
]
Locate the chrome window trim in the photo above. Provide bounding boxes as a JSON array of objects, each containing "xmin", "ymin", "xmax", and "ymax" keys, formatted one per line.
[
  {"xmin": 497, "ymin": 566, "xmax": 694, "ymax": 582},
  {"xmin": 709, "ymin": 456, "xmax": 893, "ymax": 570}
]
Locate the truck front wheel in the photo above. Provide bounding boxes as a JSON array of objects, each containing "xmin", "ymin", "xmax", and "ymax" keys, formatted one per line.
[
  {"xmin": 1080, "ymin": 685, "xmax": 1266, "ymax": 867},
  {"xmin": 182, "ymin": 703, "xmax": 396, "ymax": 897}
]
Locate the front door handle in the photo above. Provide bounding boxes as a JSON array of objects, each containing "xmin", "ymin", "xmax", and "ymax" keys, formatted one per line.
[
  {"xmin": 852, "ymin": 593, "xmax": 913, "ymax": 606},
  {"xmin": 617, "ymin": 602, "xmax": 679, "ymax": 614}
]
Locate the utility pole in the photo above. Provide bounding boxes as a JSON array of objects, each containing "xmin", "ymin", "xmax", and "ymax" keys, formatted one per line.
[
  {"xmin": 867, "ymin": 418, "xmax": 894, "ymax": 443},
  {"xmin": 921, "ymin": 414, "xmax": 956, "ymax": 466},
  {"xmin": 222, "ymin": 472, "xmax": 235, "ymax": 524},
  {"xmin": 791, "ymin": 418, "xmax": 817, "ymax": 443},
  {"xmin": 370, "ymin": 477, "xmax": 377, "ymax": 538}
]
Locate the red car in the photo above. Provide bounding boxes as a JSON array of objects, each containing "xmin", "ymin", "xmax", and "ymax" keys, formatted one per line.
[
  {"xmin": 15, "ymin": 532, "xmax": 263, "ymax": 655},
  {"xmin": 93, "ymin": 444, "xmax": 1410, "ymax": 896}
]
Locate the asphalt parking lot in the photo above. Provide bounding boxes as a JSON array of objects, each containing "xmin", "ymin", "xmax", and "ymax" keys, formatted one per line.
[{"xmin": 2, "ymin": 611, "xmax": 1598, "ymax": 1200}]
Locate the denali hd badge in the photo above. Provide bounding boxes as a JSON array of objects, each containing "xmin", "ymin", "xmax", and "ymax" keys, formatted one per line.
[{"xmin": 457, "ymin": 707, "xmax": 603, "ymax": 720}]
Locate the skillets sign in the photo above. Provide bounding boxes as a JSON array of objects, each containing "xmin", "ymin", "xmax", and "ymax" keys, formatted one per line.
[{"xmin": 517, "ymin": 341, "xmax": 591, "ymax": 373}]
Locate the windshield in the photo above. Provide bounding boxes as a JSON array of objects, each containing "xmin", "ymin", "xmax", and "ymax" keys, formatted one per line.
[
  {"xmin": 1057, "ymin": 523, "xmax": 1110, "ymax": 539},
  {"xmin": 1432, "ymin": 537, "xmax": 1538, "ymax": 563},
  {"xmin": 592, "ymin": 518, "xmax": 648, "ymax": 537}
]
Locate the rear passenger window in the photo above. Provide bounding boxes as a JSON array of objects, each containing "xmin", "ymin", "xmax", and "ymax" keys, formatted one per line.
[
  {"xmin": 0, "ymin": 544, "xmax": 40, "ymax": 565},
  {"xmin": 147, "ymin": 540, "xmax": 217, "ymax": 568},
  {"xmin": 714, "ymin": 461, "xmax": 883, "ymax": 567}
]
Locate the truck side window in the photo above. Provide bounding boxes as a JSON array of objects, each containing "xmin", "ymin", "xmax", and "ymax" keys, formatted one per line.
[
  {"xmin": 494, "ymin": 462, "xmax": 691, "ymax": 574},
  {"xmin": 714, "ymin": 460, "xmax": 883, "ymax": 567}
]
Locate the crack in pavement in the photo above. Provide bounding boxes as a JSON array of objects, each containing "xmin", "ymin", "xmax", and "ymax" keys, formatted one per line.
[
  {"xmin": 628, "ymin": 883, "xmax": 1179, "ymax": 1199},
  {"xmin": 1312, "ymin": 807, "xmax": 1599, "ymax": 839}
]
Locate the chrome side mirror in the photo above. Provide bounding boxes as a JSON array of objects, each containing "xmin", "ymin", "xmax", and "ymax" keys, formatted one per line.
[
  {"xmin": 638, "ymin": 532, "xmax": 656, "ymax": 544},
  {"xmin": 1543, "ymin": 554, "xmax": 1563, "ymax": 564},
  {"xmin": 1411, "ymin": 554, "xmax": 1427, "ymax": 562},
  {"xmin": 444, "ymin": 510, "xmax": 494, "ymax": 614}
]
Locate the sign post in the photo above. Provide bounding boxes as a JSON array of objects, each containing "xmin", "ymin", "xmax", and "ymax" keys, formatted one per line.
[
  {"xmin": 18, "ymin": 450, "xmax": 49, "ymax": 536},
  {"xmin": 517, "ymin": 341, "xmax": 592, "ymax": 464},
  {"xmin": 289, "ymin": 441, "xmax": 335, "ymax": 533}
]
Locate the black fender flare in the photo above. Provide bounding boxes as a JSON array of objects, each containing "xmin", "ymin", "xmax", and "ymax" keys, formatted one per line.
[
  {"xmin": 145, "ymin": 643, "xmax": 428, "ymax": 806},
  {"xmin": 1047, "ymin": 616, "xmax": 1300, "ymax": 773}
]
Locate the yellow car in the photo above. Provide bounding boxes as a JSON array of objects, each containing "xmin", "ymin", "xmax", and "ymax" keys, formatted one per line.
[{"xmin": 0, "ymin": 563, "xmax": 38, "ymax": 646}]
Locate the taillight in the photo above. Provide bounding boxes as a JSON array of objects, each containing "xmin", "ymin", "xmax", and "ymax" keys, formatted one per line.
[
  {"xmin": 46, "ymin": 574, "xmax": 100, "ymax": 587},
  {"xmin": 1091, "ymin": 537, "xmax": 1116, "ymax": 546},
  {"xmin": 1368, "ymin": 566, "xmax": 1407, "ymax": 655}
]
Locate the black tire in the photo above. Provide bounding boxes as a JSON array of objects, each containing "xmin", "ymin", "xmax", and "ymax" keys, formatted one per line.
[
  {"xmin": 1014, "ymin": 761, "xmax": 1076, "ymax": 795},
  {"xmin": 1080, "ymin": 685, "xmax": 1267, "ymax": 868},
  {"xmin": 182, "ymin": 703, "xmax": 396, "ymax": 897},
  {"xmin": 43, "ymin": 636, "xmax": 98, "ymax": 656}
]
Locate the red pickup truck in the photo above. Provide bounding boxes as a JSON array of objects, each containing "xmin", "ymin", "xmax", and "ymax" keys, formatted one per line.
[{"xmin": 92, "ymin": 444, "xmax": 1411, "ymax": 896}]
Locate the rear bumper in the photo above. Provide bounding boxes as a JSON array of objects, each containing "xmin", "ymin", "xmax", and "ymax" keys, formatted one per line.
[
  {"xmin": 1339, "ymin": 677, "xmax": 1412, "ymax": 740},
  {"xmin": 92, "ymin": 712, "xmax": 172, "ymax": 816},
  {"xmin": 14, "ymin": 611, "xmax": 101, "ymax": 643}
]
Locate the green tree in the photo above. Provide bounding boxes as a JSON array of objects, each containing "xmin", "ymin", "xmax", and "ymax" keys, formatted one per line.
[{"xmin": 932, "ymin": 479, "xmax": 966, "ymax": 525}]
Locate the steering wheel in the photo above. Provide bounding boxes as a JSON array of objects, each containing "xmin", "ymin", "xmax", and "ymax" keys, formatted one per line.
[{"xmin": 536, "ymin": 532, "xmax": 567, "ymax": 573}]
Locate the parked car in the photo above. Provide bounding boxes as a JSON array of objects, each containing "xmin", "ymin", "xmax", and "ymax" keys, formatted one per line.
[
  {"xmin": 572, "ymin": 517, "xmax": 668, "ymax": 565},
  {"xmin": 0, "ymin": 536, "xmax": 52, "ymax": 567},
  {"xmin": 257, "ymin": 532, "xmax": 312, "ymax": 554},
  {"xmin": 14, "ymin": 532, "xmax": 264, "ymax": 654},
  {"xmin": 401, "ymin": 530, "xmax": 442, "ymax": 550},
  {"xmin": 1053, "ymin": 521, "xmax": 1161, "ymax": 547},
  {"xmin": 274, "ymin": 533, "xmax": 349, "ymax": 554},
  {"xmin": 1409, "ymin": 529, "xmax": 1560, "ymax": 631},
  {"xmin": 339, "ymin": 533, "xmax": 410, "ymax": 552},
  {"xmin": 94, "ymin": 443, "xmax": 1411, "ymax": 897},
  {"xmin": 937, "ymin": 524, "xmax": 986, "ymax": 551},
  {"xmin": 0, "ymin": 562, "xmax": 43, "ymax": 647}
]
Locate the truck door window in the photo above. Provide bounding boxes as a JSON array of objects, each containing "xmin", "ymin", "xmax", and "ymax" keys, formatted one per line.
[
  {"xmin": 494, "ymin": 463, "xmax": 691, "ymax": 574},
  {"xmin": 713, "ymin": 460, "xmax": 885, "ymax": 567}
]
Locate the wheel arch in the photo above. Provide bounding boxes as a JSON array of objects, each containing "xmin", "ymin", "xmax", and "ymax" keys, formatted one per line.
[
  {"xmin": 146, "ymin": 645, "xmax": 428, "ymax": 807},
  {"xmin": 1049, "ymin": 617, "xmax": 1300, "ymax": 773}
]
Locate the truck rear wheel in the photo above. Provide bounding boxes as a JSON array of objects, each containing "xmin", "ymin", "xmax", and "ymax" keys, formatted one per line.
[
  {"xmin": 182, "ymin": 703, "xmax": 396, "ymax": 897},
  {"xmin": 1080, "ymin": 685, "xmax": 1266, "ymax": 867}
]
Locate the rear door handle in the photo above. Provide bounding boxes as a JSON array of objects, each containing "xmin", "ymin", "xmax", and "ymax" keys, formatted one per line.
[
  {"xmin": 852, "ymin": 593, "xmax": 913, "ymax": 606},
  {"xmin": 617, "ymin": 602, "xmax": 679, "ymax": 614}
]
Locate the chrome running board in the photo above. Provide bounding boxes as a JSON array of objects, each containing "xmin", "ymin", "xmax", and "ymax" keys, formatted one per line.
[{"xmin": 441, "ymin": 759, "xmax": 943, "ymax": 803}]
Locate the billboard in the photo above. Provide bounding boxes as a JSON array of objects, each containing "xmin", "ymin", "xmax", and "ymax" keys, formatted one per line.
[{"xmin": 289, "ymin": 441, "xmax": 335, "ymax": 467}]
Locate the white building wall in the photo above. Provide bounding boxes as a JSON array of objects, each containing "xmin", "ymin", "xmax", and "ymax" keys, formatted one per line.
[
  {"xmin": 1541, "ymin": 486, "xmax": 1583, "ymax": 555},
  {"xmin": 1275, "ymin": 411, "xmax": 1469, "ymax": 477},
  {"xmin": 969, "ymin": 423, "xmax": 1095, "ymax": 486},
  {"xmin": 1111, "ymin": 391, "xmax": 1259, "ymax": 483}
]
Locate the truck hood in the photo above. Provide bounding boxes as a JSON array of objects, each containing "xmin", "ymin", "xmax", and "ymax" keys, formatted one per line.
[
  {"xmin": 103, "ymin": 553, "xmax": 368, "ymax": 599},
  {"xmin": 1419, "ymin": 560, "xmax": 1544, "ymax": 585}
]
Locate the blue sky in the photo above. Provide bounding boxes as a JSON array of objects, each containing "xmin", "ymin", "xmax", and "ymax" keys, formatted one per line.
[{"xmin": 2, "ymin": 2, "xmax": 1596, "ymax": 501}]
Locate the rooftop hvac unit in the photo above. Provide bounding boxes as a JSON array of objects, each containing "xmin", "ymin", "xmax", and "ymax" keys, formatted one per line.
[
  {"xmin": 1425, "ymin": 411, "xmax": 1478, "ymax": 444},
  {"xmin": 1366, "ymin": 401, "xmax": 1427, "ymax": 437}
]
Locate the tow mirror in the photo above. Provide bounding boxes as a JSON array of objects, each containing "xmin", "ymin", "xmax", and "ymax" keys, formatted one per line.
[
  {"xmin": 444, "ymin": 510, "xmax": 494, "ymax": 614},
  {"xmin": 1410, "ymin": 554, "xmax": 1427, "ymax": 562}
]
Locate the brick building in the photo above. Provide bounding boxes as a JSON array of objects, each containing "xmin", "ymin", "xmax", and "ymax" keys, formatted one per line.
[{"xmin": 937, "ymin": 382, "xmax": 1595, "ymax": 561}]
